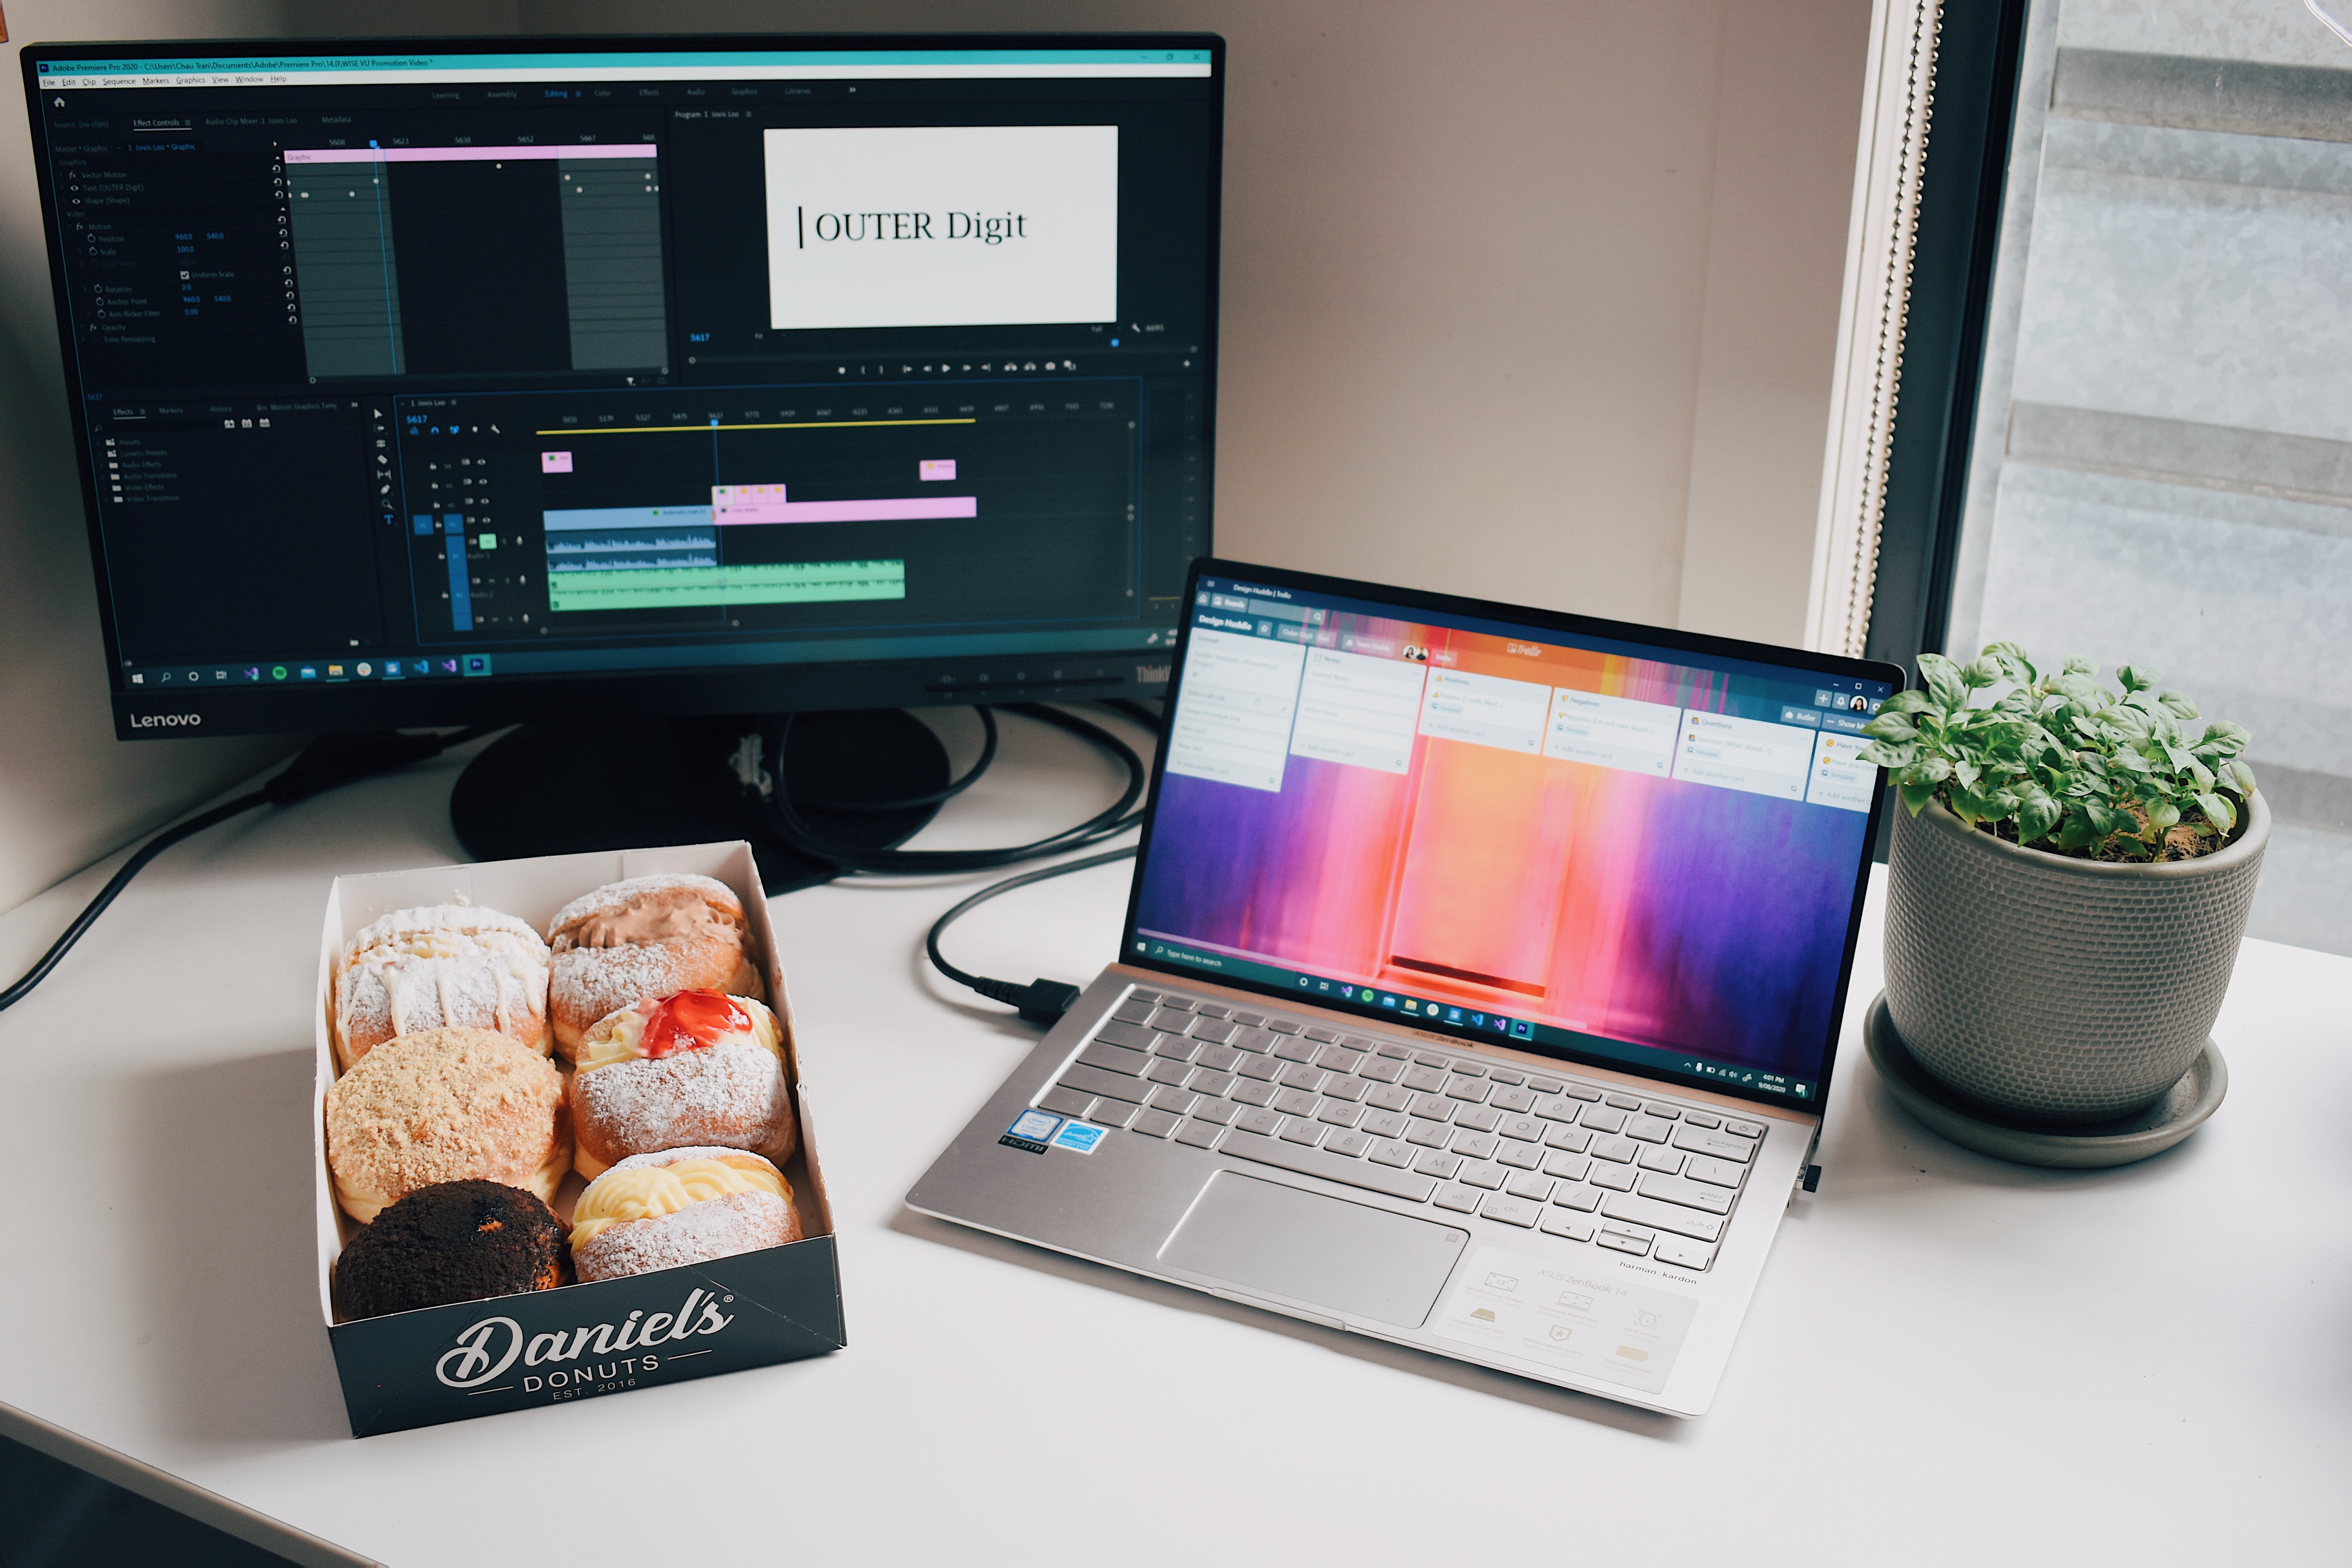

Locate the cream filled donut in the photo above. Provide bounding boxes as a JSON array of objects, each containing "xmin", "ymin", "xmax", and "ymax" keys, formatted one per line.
[
  {"xmin": 571, "ymin": 1147, "xmax": 800, "ymax": 1282},
  {"xmin": 325, "ymin": 1027, "xmax": 569, "ymax": 1225},
  {"xmin": 546, "ymin": 876, "xmax": 763, "ymax": 1060},
  {"xmin": 567, "ymin": 991, "xmax": 795, "ymax": 1179},
  {"xmin": 332, "ymin": 904, "xmax": 552, "ymax": 1071}
]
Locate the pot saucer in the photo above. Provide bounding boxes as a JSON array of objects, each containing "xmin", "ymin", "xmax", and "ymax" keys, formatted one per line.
[{"xmin": 1862, "ymin": 992, "xmax": 2226, "ymax": 1169}]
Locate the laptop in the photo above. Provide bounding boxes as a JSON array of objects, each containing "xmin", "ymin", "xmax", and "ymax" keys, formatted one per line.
[{"xmin": 907, "ymin": 559, "xmax": 1902, "ymax": 1416}]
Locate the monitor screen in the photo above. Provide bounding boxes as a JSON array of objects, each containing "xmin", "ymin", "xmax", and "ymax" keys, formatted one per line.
[
  {"xmin": 1125, "ymin": 565, "xmax": 1900, "ymax": 1109},
  {"xmin": 24, "ymin": 36, "xmax": 1221, "ymax": 737}
]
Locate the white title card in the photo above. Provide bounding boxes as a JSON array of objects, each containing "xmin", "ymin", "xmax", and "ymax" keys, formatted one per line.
[{"xmin": 763, "ymin": 125, "xmax": 1119, "ymax": 331}]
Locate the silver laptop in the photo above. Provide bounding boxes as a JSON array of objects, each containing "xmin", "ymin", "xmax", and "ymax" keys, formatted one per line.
[{"xmin": 907, "ymin": 559, "xmax": 1902, "ymax": 1416}]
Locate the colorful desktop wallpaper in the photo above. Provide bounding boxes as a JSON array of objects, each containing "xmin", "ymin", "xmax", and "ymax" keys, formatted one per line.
[{"xmin": 1134, "ymin": 617, "xmax": 1873, "ymax": 1080}]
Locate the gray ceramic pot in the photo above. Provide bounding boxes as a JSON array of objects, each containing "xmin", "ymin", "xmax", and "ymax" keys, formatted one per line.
[{"xmin": 1882, "ymin": 791, "xmax": 2268, "ymax": 1124}]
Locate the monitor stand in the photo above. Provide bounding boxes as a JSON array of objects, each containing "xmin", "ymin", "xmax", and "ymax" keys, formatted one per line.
[{"xmin": 449, "ymin": 710, "xmax": 950, "ymax": 893}]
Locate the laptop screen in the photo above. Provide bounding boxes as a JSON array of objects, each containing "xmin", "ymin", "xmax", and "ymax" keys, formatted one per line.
[{"xmin": 1125, "ymin": 566, "xmax": 1898, "ymax": 1109}]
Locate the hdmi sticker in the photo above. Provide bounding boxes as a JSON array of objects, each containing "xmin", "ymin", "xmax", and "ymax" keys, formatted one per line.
[{"xmin": 1000, "ymin": 1109, "xmax": 1062, "ymax": 1154}]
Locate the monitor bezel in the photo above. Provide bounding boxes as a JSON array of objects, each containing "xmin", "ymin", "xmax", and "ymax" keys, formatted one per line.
[
  {"xmin": 1120, "ymin": 556, "xmax": 1907, "ymax": 1117},
  {"xmin": 20, "ymin": 32, "xmax": 1226, "ymax": 739}
]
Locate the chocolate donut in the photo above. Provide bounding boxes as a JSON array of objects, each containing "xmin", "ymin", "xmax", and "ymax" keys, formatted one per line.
[
  {"xmin": 334, "ymin": 1180, "xmax": 573, "ymax": 1320},
  {"xmin": 571, "ymin": 1148, "xmax": 800, "ymax": 1282},
  {"xmin": 568, "ymin": 991, "xmax": 796, "ymax": 1179},
  {"xmin": 332, "ymin": 904, "xmax": 552, "ymax": 1070},
  {"xmin": 326, "ymin": 1026, "xmax": 570, "ymax": 1224},
  {"xmin": 546, "ymin": 876, "xmax": 763, "ymax": 1060}
]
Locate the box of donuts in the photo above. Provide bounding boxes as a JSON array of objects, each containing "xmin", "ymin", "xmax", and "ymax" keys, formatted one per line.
[{"xmin": 311, "ymin": 839, "xmax": 842, "ymax": 1437}]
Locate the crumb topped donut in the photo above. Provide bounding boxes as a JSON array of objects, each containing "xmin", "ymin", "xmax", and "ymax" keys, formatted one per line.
[
  {"xmin": 334, "ymin": 1180, "xmax": 572, "ymax": 1320},
  {"xmin": 332, "ymin": 904, "xmax": 552, "ymax": 1070},
  {"xmin": 571, "ymin": 1147, "xmax": 800, "ymax": 1282},
  {"xmin": 546, "ymin": 875, "xmax": 762, "ymax": 1059},
  {"xmin": 326, "ymin": 1026, "xmax": 569, "ymax": 1224},
  {"xmin": 567, "ymin": 991, "xmax": 796, "ymax": 1179}
]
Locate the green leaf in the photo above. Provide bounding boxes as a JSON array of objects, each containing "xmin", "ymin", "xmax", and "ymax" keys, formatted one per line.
[
  {"xmin": 1982, "ymin": 641, "xmax": 2037, "ymax": 684},
  {"xmin": 2016, "ymin": 792, "xmax": 2062, "ymax": 844},
  {"xmin": 2227, "ymin": 759, "xmax": 2257, "ymax": 796},
  {"xmin": 1954, "ymin": 760, "xmax": 1980, "ymax": 790},
  {"xmin": 1903, "ymin": 756, "xmax": 1953, "ymax": 787},
  {"xmin": 2195, "ymin": 792, "xmax": 2236, "ymax": 836},
  {"xmin": 1857, "ymin": 740, "xmax": 1918, "ymax": 768},
  {"xmin": 2063, "ymin": 655, "xmax": 2097, "ymax": 675},
  {"xmin": 1897, "ymin": 777, "xmax": 1936, "ymax": 817},
  {"xmin": 1964, "ymin": 655, "xmax": 2003, "ymax": 689},
  {"xmin": 2117, "ymin": 663, "xmax": 2154, "ymax": 693},
  {"xmin": 2145, "ymin": 799, "xmax": 2181, "ymax": 837},
  {"xmin": 1918, "ymin": 652, "xmax": 1967, "ymax": 709},
  {"xmin": 1860, "ymin": 712, "xmax": 1917, "ymax": 742},
  {"xmin": 1878, "ymin": 689, "xmax": 1936, "ymax": 717},
  {"xmin": 2085, "ymin": 802, "xmax": 2120, "ymax": 837},
  {"xmin": 2187, "ymin": 759, "xmax": 2215, "ymax": 793},
  {"xmin": 2201, "ymin": 720, "xmax": 2250, "ymax": 753},
  {"xmin": 2157, "ymin": 690, "xmax": 2200, "ymax": 720}
]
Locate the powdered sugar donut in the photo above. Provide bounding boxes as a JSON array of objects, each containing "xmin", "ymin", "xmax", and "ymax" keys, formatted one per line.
[
  {"xmin": 570, "ymin": 1147, "xmax": 800, "ymax": 1282},
  {"xmin": 332, "ymin": 904, "xmax": 552, "ymax": 1071},
  {"xmin": 567, "ymin": 991, "xmax": 797, "ymax": 1179},
  {"xmin": 546, "ymin": 875, "xmax": 763, "ymax": 1060}
]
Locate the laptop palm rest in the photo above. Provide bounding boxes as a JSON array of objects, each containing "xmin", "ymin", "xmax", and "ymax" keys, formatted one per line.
[{"xmin": 1157, "ymin": 1172, "xmax": 1470, "ymax": 1327}]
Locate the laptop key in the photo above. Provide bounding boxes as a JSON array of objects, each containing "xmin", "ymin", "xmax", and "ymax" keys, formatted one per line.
[
  {"xmin": 1601, "ymin": 1192, "xmax": 1726, "ymax": 1242},
  {"xmin": 1096, "ymin": 1020, "xmax": 1156, "ymax": 1049},
  {"xmin": 1364, "ymin": 1084, "xmax": 1414, "ymax": 1112},
  {"xmin": 1077, "ymin": 1042, "xmax": 1151, "ymax": 1077},
  {"xmin": 1190, "ymin": 1097, "xmax": 1240, "ymax": 1125},
  {"xmin": 1488, "ymin": 1086, "xmax": 1535, "ymax": 1113},
  {"xmin": 1539, "ymin": 1210, "xmax": 1597, "ymax": 1241},
  {"xmin": 1443, "ymin": 1079, "xmax": 1491, "ymax": 1104},
  {"xmin": 1624, "ymin": 1115, "xmax": 1673, "ymax": 1145},
  {"xmin": 1369, "ymin": 1140, "xmax": 1416, "ymax": 1167},
  {"xmin": 1597, "ymin": 1231, "xmax": 1650, "ymax": 1258},
  {"xmin": 1724, "ymin": 1118, "xmax": 1766, "ymax": 1139},
  {"xmin": 1278, "ymin": 1119, "xmax": 1324, "ymax": 1147},
  {"xmin": 1316, "ymin": 1046, "xmax": 1363, "ymax": 1073},
  {"xmin": 1591, "ymin": 1135, "xmax": 1637, "ymax": 1164},
  {"xmin": 1147, "ymin": 1007, "xmax": 1195, "ymax": 1032},
  {"xmin": 1087, "ymin": 1099, "xmax": 1136, "ymax": 1129},
  {"xmin": 1590, "ymin": 1165, "xmax": 1638, "ymax": 1193},
  {"xmin": 1234, "ymin": 1107, "xmax": 1284, "ymax": 1136},
  {"xmin": 1505, "ymin": 1172, "xmax": 1553, "ymax": 1202},
  {"xmin": 1458, "ymin": 1161, "xmax": 1507, "ymax": 1191},
  {"xmin": 1651, "ymin": 1237, "xmax": 1716, "ymax": 1271},
  {"xmin": 1489, "ymin": 1067, "xmax": 1527, "ymax": 1086},
  {"xmin": 1230, "ymin": 1027, "xmax": 1276, "ymax": 1055},
  {"xmin": 1527, "ymin": 1076, "xmax": 1565, "ymax": 1094},
  {"xmin": 1187, "ymin": 1068, "xmax": 1238, "ymax": 1097},
  {"xmin": 1684, "ymin": 1155, "xmax": 1748, "ymax": 1189},
  {"xmin": 1316, "ymin": 1102, "xmax": 1363, "ymax": 1129},
  {"xmin": 1151, "ymin": 1033, "xmax": 1199, "ymax": 1062},
  {"xmin": 1189, "ymin": 1018, "xmax": 1239, "ymax": 1044},
  {"xmin": 1433, "ymin": 1185, "xmax": 1481, "ymax": 1213},
  {"xmin": 1111, "ymin": 999, "xmax": 1156, "ymax": 1025},
  {"xmin": 1039, "ymin": 1087, "xmax": 1095, "ymax": 1119},
  {"xmin": 1359, "ymin": 1109, "xmax": 1411, "ymax": 1138},
  {"xmin": 1176, "ymin": 1120, "xmax": 1223, "ymax": 1149},
  {"xmin": 1228, "ymin": 1011, "xmax": 1265, "ymax": 1027},
  {"xmin": 1324, "ymin": 1129, "xmax": 1374, "ymax": 1159},
  {"xmin": 1407, "ymin": 1094, "xmax": 1454, "ymax": 1122},
  {"xmin": 1357, "ymin": 1057, "xmax": 1405, "ymax": 1084},
  {"xmin": 1192, "ymin": 1002, "xmax": 1230, "ymax": 1019},
  {"xmin": 1497, "ymin": 1114, "xmax": 1545, "ymax": 1143},
  {"xmin": 1604, "ymin": 1093, "xmax": 1642, "ymax": 1110},
  {"xmin": 1231, "ymin": 1081, "xmax": 1278, "ymax": 1107},
  {"xmin": 1132, "ymin": 1109, "xmax": 1183, "ymax": 1138},
  {"xmin": 1236, "ymin": 1056, "xmax": 1282, "ymax": 1082},
  {"xmin": 1145, "ymin": 1058, "xmax": 1191, "ymax": 1087},
  {"xmin": 1639, "ymin": 1173, "xmax": 1735, "ymax": 1214},
  {"xmin": 1636, "ymin": 1146, "xmax": 1685, "ymax": 1174},
  {"xmin": 1450, "ymin": 1130, "xmax": 1499, "ymax": 1159},
  {"xmin": 1496, "ymin": 1140, "xmax": 1542, "ymax": 1170},
  {"xmin": 1219, "ymin": 1129, "xmax": 1440, "ymax": 1202},
  {"xmin": 1321, "ymin": 1076, "xmax": 1368, "ymax": 1103},
  {"xmin": 1264, "ymin": 1016, "xmax": 1303, "ymax": 1034},
  {"xmin": 1643, "ymin": 1102, "xmax": 1681, "ymax": 1120},
  {"xmin": 1683, "ymin": 1110, "xmax": 1722, "ymax": 1129},
  {"xmin": 1194, "ymin": 1044, "xmax": 1243, "ymax": 1073},
  {"xmin": 1413, "ymin": 1151, "xmax": 1462, "ymax": 1179},
  {"xmin": 1376, "ymin": 1042, "xmax": 1413, "ymax": 1059},
  {"xmin": 1450, "ymin": 1062, "xmax": 1488, "ymax": 1079},
  {"xmin": 1673, "ymin": 1126, "xmax": 1759, "ymax": 1163},
  {"xmin": 1401, "ymin": 1065, "xmax": 1447, "ymax": 1093},
  {"xmin": 1414, "ymin": 1051, "xmax": 1449, "ymax": 1067},
  {"xmin": 1061, "ymin": 1064, "xmax": 1148, "ymax": 1103},
  {"xmin": 1273, "ymin": 1037, "xmax": 1319, "ymax": 1063},
  {"xmin": 1405, "ymin": 1121, "xmax": 1451, "ymax": 1149},
  {"xmin": 1479, "ymin": 1194, "xmax": 1541, "ymax": 1228},
  {"xmin": 1148, "ymin": 1085, "xmax": 1198, "ymax": 1115},
  {"xmin": 1563, "ymin": 1084, "xmax": 1604, "ymax": 1102},
  {"xmin": 1277, "ymin": 1063, "xmax": 1327, "ymax": 1092},
  {"xmin": 1553, "ymin": 1185, "xmax": 1601, "ymax": 1212},
  {"xmin": 1580, "ymin": 1107, "xmax": 1627, "ymax": 1134},
  {"xmin": 1533, "ymin": 1096, "xmax": 1580, "ymax": 1123},
  {"xmin": 1272, "ymin": 1088, "xmax": 1319, "ymax": 1116},
  {"xmin": 1154, "ymin": 995, "xmax": 1194, "ymax": 1011},
  {"xmin": 1303, "ymin": 1025, "xmax": 1342, "ymax": 1043},
  {"xmin": 1543, "ymin": 1152, "xmax": 1592, "ymax": 1181},
  {"xmin": 1542, "ymin": 1125, "xmax": 1593, "ymax": 1153}
]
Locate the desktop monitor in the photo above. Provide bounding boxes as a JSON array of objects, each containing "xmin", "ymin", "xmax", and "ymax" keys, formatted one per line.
[{"xmin": 21, "ymin": 34, "xmax": 1223, "ymax": 753}]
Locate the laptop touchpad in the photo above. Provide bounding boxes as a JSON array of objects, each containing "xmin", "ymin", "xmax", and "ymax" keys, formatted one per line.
[{"xmin": 1158, "ymin": 1172, "xmax": 1469, "ymax": 1327}]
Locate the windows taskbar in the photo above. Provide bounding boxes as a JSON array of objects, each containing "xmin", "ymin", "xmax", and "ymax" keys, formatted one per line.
[{"xmin": 1129, "ymin": 934, "xmax": 1820, "ymax": 1107}]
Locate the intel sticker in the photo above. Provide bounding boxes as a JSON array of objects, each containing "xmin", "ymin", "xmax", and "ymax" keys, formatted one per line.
[
  {"xmin": 1000, "ymin": 1109, "xmax": 1062, "ymax": 1154},
  {"xmin": 1051, "ymin": 1121, "xmax": 1109, "ymax": 1155}
]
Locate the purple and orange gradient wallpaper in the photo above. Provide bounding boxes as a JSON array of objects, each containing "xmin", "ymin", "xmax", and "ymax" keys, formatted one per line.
[{"xmin": 1134, "ymin": 620, "xmax": 1872, "ymax": 1079}]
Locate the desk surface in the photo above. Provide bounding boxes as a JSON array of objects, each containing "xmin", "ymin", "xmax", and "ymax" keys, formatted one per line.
[{"xmin": 2, "ymin": 715, "xmax": 2347, "ymax": 1566}]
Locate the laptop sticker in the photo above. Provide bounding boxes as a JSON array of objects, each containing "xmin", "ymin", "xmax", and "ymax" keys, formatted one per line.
[
  {"xmin": 1051, "ymin": 1121, "xmax": 1109, "ymax": 1155},
  {"xmin": 1431, "ymin": 1244, "xmax": 1697, "ymax": 1394},
  {"xmin": 1001, "ymin": 1109, "xmax": 1063, "ymax": 1154}
]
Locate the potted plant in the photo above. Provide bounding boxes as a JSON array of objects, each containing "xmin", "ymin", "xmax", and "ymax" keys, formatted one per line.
[{"xmin": 1856, "ymin": 643, "xmax": 2268, "ymax": 1125}]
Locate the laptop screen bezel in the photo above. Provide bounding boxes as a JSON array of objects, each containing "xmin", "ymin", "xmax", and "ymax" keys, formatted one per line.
[{"xmin": 1120, "ymin": 556, "xmax": 1906, "ymax": 1116}]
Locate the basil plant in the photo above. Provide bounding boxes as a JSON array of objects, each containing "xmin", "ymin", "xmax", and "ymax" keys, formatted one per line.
[{"xmin": 1855, "ymin": 643, "xmax": 2257, "ymax": 861}]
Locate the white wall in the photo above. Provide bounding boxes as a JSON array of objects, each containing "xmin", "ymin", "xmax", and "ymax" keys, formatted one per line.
[{"xmin": 0, "ymin": 0, "xmax": 1871, "ymax": 915}]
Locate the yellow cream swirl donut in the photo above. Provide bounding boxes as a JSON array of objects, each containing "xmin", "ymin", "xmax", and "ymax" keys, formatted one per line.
[
  {"xmin": 570, "ymin": 1155, "xmax": 788, "ymax": 1246},
  {"xmin": 568, "ymin": 1147, "xmax": 802, "ymax": 1283}
]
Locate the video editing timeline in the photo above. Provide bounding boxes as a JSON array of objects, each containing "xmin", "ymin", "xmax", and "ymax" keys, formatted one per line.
[
  {"xmin": 32, "ymin": 46, "xmax": 1220, "ymax": 706},
  {"xmin": 1134, "ymin": 579, "xmax": 1895, "ymax": 1103}
]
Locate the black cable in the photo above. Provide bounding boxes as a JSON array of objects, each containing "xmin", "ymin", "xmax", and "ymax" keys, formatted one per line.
[
  {"xmin": 0, "ymin": 726, "xmax": 496, "ymax": 1015},
  {"xmin": 925, "ymin": 845, "xmax": 1140, "ymax": 1024},
  {"xmin": 762, "ymin": 702, "xmax": 1151, "ymax": 874},
  {"xmin": 792, "ymin": 705, "xmax": 1000, "ymax": 814}
]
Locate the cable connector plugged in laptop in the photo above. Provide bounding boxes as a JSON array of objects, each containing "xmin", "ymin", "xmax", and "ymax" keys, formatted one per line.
[
  {"xmin": 924, "ymin": 847, "xmax": 1138, "ymax": 1028},
  {"xmin": 965, "ymin": 976, "xmax": 1085, "ymax": 1027}
]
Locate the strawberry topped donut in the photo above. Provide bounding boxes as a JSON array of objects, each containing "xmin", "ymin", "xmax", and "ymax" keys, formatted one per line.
[
  {"xmin": 546, "ymin": 875, "xmax": 764, "ymax": 1060},
  {"xmin": 566, "ymin": 990, "xmax": 797, "ymax": 1179}
]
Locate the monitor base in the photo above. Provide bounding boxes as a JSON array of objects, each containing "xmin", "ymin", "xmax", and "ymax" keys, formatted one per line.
[{"xmin": 450, "ymin": 710, "xmax": 951, "ymax": 893}]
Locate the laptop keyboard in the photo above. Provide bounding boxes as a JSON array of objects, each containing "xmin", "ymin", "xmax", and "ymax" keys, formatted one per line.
[{"xmin": 1033, "ymin": 987, "xmax": 1770, "ymax": 1273}]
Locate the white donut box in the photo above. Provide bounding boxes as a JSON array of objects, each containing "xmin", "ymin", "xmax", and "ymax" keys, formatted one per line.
[{"xmin": 312, "ymin": 840, "xmax": 843, "ymax": 1437}]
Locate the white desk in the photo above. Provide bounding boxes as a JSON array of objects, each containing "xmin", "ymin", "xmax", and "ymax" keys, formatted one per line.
[{"xmin": 3, "ymin": 717, "xmax": 2347, "ymax": 1566}]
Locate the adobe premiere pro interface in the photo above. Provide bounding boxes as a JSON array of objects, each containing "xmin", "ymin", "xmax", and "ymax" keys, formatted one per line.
[
  {"xmin": 33, "ymin": 46, "xmax": 1215, "ymax": 698},
  {"xmin": 1131, "ymin": 578, "xmax": 1894, "ymax": 1103}
]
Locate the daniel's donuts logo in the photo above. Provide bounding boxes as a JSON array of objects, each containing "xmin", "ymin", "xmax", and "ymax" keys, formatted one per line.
[{"xmin": 433, "ymin": 1287, "xmax": 739, "ymax": 1390}]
